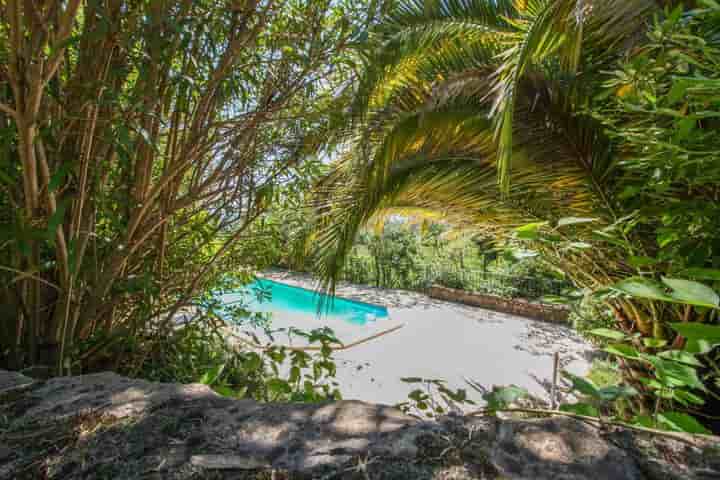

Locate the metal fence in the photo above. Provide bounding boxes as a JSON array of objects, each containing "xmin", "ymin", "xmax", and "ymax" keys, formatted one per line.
[{"xmin": 340, "ymin": 258, "xmax": 571, "ymax": 301}]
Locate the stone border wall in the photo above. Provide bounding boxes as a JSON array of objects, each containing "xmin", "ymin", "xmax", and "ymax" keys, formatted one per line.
[{"xmin": 427, "ymin": 285, "xmax": 570, "ymax": 323}]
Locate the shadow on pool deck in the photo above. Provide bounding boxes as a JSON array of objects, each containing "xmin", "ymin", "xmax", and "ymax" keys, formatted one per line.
[{"xmin": 262, "ymin": 270, "xmax": 595, "ymax": 357}]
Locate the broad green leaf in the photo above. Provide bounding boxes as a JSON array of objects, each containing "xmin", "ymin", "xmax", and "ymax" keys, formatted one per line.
[
  {"xmin": 672, "ymin": 389, "xmax": 705, "ymax": 406},
  {"xmin": 657, "ymin": 350, "xmax": 703, "ymax": 367},
  {"xmin": 657, "ymin": 412, "xmax": 711, "ymax": 434},
  {"xmin": 541, "ymin": 295, "xmax": 572, "ymax": 305},
  {"xmin": 213, "ymin": 385, "xmax": 236, "ymax": 397},
  {"xmin": 482, "ymin": 385, "xmax": 528, "ymax": 410},
  {"xmin": 289, "ymin": 366, "xmax": 301, "ymax": 384},
  {"xmin": 267, "ymin": 378, "xmax": 292, "ymax": 395},
  {"xmin": 589, "ymin": 328, "xmax": 627, "ymax": 341},
  {"xmin": 557, "ymin": 217, "xmax": 598, "ymax": 227},
  {"xmin": 560, "ymin": 403, "xmax": 599, "ymax": 417},
  {"xmin": 639, "ymin": 378, "xmax": 665, "ymax": 390},
  {"xmin": 611, "ymin": 277, "xmax": 672, "ymax": 302},
  {"xmin": 632, "ymin": 415, "xmax": 656, "ymax": 429},
  {"xmin": 700, "ymin": 0, "xmax": 720, "ymax": 9},
  {"xmin": 662, "ymin": 277, "xmax": 719, "ymax": 308},
  {"xmin": 597, "ymin": 385, "xmax": 638, "ymax": 402},
  {"xmin": 679, "ymin": 268, "xmax": 720, "ymax": 281},
  {"xmin": 670, "ymin": 323, "xmax": 720, "ymax": 354},
  {"xmin": 604, "ymin": 344, "xmax": 641, "ymax": 360},
  {"xmin": 408, "ymin": 389, "xmax": 428, "ymax": 402},
  {"xmin": 674, "ymin": 117, "xmax": 695, "ymax": 141},
  {"xmin": 563, "ymin": 372, "xmax": 599, "ymax": 398},
  {"xmin": 642, "ymin": 354, "xmax": 705, "ymax": 391},
  {"xmin": 199, "ymin": 363, "xmax": 225, "ymax": 386}
]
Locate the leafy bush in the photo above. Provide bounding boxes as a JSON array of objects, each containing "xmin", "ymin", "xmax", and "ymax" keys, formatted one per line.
[{"xmin": 102, "ymin": 317, "xmax": 343, "ymax": 403}]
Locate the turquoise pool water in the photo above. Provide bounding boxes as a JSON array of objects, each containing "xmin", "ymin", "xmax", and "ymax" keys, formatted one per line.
[{"xmin": 223, "ymin": 278, "xmax": 389, "ymax": 325}]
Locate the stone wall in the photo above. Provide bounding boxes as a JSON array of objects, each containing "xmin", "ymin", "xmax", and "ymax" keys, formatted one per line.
[
  {"xmin": 1, "ymin": 370, "xmax": 718, "ymax": 479},
  {"xmin": 427, "ymin": 285, "xmax": 570, "ymax": 323}
]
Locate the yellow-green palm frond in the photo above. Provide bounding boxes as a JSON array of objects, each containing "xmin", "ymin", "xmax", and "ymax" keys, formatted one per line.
[
  {"xmin": 491, "ymin": 0, "xmax": 658, "ymax": 191},
  {"xmin": 307, "ymin": 90, "xmax": 611, "ymax": 290},
  {"xmin": 304, "ymin": 0, "xmax": 668, "ymax": 289}
]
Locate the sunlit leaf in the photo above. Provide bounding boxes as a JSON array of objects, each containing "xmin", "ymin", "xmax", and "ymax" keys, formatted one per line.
[
  {"xmin": 483, "ymin": 385, "xmax": 528, "ymax": 410},
  {"xmin": 662, "ymin": 277, "xmax": 720, "ymax": 308},
  {"xmin": 589, "ymin": 328, "xmax": 627, "ymax": 341},
  {"xmin": 657, "ymin": 412, "xmax": 711, "ymax": 434},
  {"xmin": 657, "ymin": 350, "xmax": 703, "ymax": 367},
  {"xmin": 563, "ymin": 371, "xmax": 599, "ymax": 398},
  {"xmin": 560, "ymin": 403, "xmax": 599, "ymax": 417},
  {"xmin": 641, "ymin": 354, "xmax": 705, "ymax": 391},
  {"xmin": 604, "ymin": 344, "xmax": 641, "ymax": 360},
  {"xmin": 557, "ymin": 217, "xmax": 598, "ymax": 227},
  {"xmin": 610, "ymin": 277, "xmax": 672, "ymax": 302}
]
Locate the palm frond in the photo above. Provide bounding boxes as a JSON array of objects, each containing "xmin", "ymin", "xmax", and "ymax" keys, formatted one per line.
[
  {"xmin": 305, "ymin": 0, "xmax": 662, "ymax": 289},
  {"xmin": 492, "ymin": 0, "xmax": 658, "ymax": 191}
]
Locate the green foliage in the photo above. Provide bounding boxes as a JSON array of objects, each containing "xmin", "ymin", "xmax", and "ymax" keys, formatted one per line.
[
  {"xmin": 482, "ymin": 385, "xmax": 529, "ymax": 412},
  {"xmin": 397, "ymin": 377, "xmax": 476, "ymax": 418},
  {"xmin": 365, "ymin": 223, "xmax": 422, "ymax": 287},
  {"xmin": 306, "ymin": 0, "xmax": 720, "ymax": 432},
  {"xmin": 670, "ymin": 323, "xmax": 720, "ymax": 354},
  {"xmin": 586, "ymin": 360, "xmax": 623, "ymax": 390},
  {"xmin": 573, "ymin": 322, "xmax": 714, "ymax": 434},
  {"xmin": 0, "ymin": 0, "xmax": 367, "ymax": 373},
  {"xmin": 338, "ymin": 221, "xmax": 569, "ymax": 301},
  {"xmin": 610, "ymin": 277, "xmax": 720, "ymax": 308},
  {"xmin": 121, "ymin": 319, "xmax": 342, "ymax": 403}
]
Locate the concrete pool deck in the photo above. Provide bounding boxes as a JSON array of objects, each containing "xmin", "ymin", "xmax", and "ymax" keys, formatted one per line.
[{"xmin": 247, "ymin": 270, "xmax": 594, "ymax": 409}]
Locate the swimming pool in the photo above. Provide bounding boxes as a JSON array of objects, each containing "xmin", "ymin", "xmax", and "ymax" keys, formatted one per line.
[{"xmin": 223, "ymin": 278, "xmax": 389, "ymax": 325}]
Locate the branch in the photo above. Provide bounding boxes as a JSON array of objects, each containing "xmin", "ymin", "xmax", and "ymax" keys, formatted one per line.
[
  {"xmin": 0, "ymin": 102, "xmax": 17, "ymax": 119},
  {"xmin": 229, "ymin": 323, "xmax": 406, "ymax": 352},
  {"xmin": 0, "ymin": 265, "xmax": 61, "ymax": 291},
  {"xmin": 42, "ymin": 0, "xmax": 82, "ymax": 85},
  {"xmin": 467, "ymin": 407, "xmax": 716, "ymax": 446}
]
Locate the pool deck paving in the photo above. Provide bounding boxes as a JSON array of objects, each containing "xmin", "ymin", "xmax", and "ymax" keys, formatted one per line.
[{"xmin": 248, "ymin": 270, "xmax": 594, "ymax": 409}]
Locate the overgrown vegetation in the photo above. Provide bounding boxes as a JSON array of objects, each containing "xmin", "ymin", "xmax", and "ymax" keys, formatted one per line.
[
  {"xmin": 0, "ymin": 1, "xmax": 362, "ymax": 377},
  {"xmin": 2, "ymin": 0, "xmax": 720, "ymax": 440},
  {"xmin": 340, "ymin": 221, "xmax": 567, "ymax": 299},
  {"xmin": 305, "ymin": 0, "xmax": 720, "ymax": 433}
]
